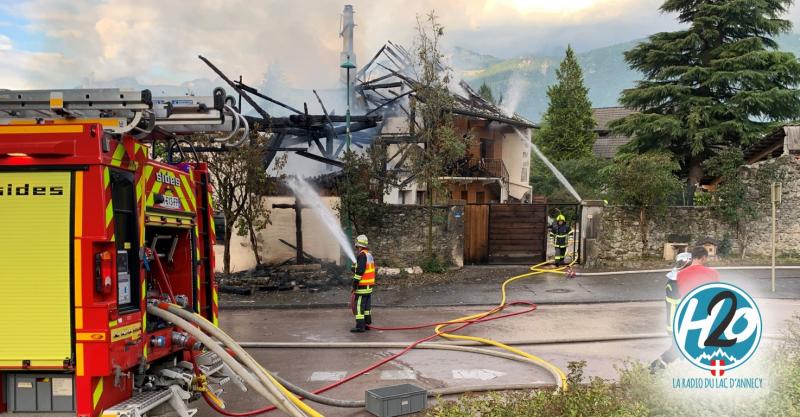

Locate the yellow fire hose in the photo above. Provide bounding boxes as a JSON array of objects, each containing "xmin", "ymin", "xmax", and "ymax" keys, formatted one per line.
[{"xmin": 433, "ymin": 259, "xmax": 577, "ymax": 390}]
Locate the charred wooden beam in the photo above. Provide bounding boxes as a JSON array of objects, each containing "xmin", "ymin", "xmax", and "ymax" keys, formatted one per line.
[
  {"xmin": 264, "ymin": 131, "xmax": 286, "ymax": 170},
  {"xmin": 356, "ymin": 44, "xmax": 386, "ymax": 79},
  {"xmin": 374, "ymin": 135, "xmax": 423, "ymax": 144},
  {"xmin": 296, "ymin": 150, "xmax": 344, "ymax": 167},
  {"xmin": 360, "ymin": 82, "xmax": 404, "ymax": 91},
  {"xmin": 313, "ymin": 89, "xmax": 337, "ymax": 158},
  {"xmin": 272, "ymin": 200, "xmax": 312, "ymax": 264},
  {"xmin": 398, "ymin": 173, "xmax": 417, "ymax": 188},
  {"xmin": 199, "ymin": 55, "xmax": 271, "ymax": 121},
  {"xmin": 278, "ymin": 239, "xmax": 321, "ymax": 264},
  {"xmin": 288, "ymin": 114, "xmax": 382, "ymax": 124},
  {"xmin": 357, "ymin": 72, "xmax": 399, "ymax": 88},
  {"xmin": 236, "ymin": 81, "xmax": 303, "ymax": 115}
]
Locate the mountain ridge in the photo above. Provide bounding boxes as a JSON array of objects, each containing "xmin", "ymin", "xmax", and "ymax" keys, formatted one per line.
[{"xmin": 457, "ymin": 33, "xmax": 800, "ymax": 122}]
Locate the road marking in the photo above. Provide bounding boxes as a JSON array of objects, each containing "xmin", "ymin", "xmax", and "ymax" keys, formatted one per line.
[
  {"xmin": 452, "ymin": 369, "xmax": 506, "ymax": 381},
  {"xmin": 380, "ymin": 370, "xmax": 417, "ymax": 380},
  {"xmin": 309, "ymin": 371, "xmax": 347, "ymax": 382}
]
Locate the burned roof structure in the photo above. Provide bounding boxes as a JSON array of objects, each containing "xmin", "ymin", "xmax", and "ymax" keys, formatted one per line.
[
  {"xmin": 191, "ymin": 38, "xmax": 534, "ymax": 176},
  {"xmin": 355, "ymin": 41, "xmax": 535, "ymax": 130},
  {"xmin": 196, "ymin": 56, "xmax": 383, "ymax": 170}
]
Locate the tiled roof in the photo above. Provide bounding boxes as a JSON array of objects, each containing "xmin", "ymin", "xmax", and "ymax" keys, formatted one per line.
[
  {"xmin": 593, "ymin": 134, "xmax": 633, "ymax": 159},
  {"xmin": 592, "ymin": 107, "xmax": 635, "ymax": 132},
  {"xmin": 453, "ymin": 80, "xmax": 536, "ymax": 129},
  {"xmin": 591, "ymin": 107, "xmax": 635, "ymax": 158}
]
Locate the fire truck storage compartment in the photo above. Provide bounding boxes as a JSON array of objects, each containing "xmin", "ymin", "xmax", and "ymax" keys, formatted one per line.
[
  {"xmin": 146, "ymin": 224, "xmax": 196, "ymax": 307},
  {"xmin": 110, "ymin": 169, "xmax": 140, "ymax": 313},
  {"xmin": 0, "ymin": 171, "xmax": 73, "ymax": 369},
  {"xmin": 4, "ymin": 374, "xmax": 75, "ymax": 412}
]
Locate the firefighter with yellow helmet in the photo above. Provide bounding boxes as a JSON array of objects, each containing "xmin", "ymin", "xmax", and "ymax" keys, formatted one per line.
[
  {"xmin": 350, "ymin": 234, "xmax": 376, "ymax": 333},
  {"xmin": 549, "ymin": 214, "xmax": 573, "ymax": 266}
]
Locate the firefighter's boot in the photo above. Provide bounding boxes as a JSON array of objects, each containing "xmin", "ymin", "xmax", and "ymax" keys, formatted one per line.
[{"xmin": 350, "ymin": 319, "xmax": 366, "ymax": 333}]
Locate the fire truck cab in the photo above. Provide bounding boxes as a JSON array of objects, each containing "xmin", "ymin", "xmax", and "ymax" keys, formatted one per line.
[{"xmin": 0, "ymin": 88, "xmax": 245, "ymax": 416}]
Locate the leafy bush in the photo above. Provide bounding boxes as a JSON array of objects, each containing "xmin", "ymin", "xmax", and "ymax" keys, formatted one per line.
[{"xmin": 421, "ymin": 253, "xmax": 447, "ymax": 273}]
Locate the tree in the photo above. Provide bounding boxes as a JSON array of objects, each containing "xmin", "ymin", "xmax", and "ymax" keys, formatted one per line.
[
  {"xmin": 336, "ymin": 146, "xmax": 396, "ymax": 233},
  {"xmin": 535, "ymin": 45, "xmax": 597, "ymax": 160},
  {"xmin": 409, "ymin": 12, "xmax": 471, "ymax": 262},
  {"xmin": 478, "ymin": 81, "xmax": 495, "ymax": 104},
  {"xmin": 612, "ymin": 0, "xmax": 800, "ymax": 191},
  {"xmin": 530, "ymin": 155, "xmax": 610, "ymax": 202},
  {"xmin": 235, "ymin": 144, "xmax": 285, "ymax": 266},
  {"xmin": 602, "ymin": 152, "xmax": 682, "ymax": 257},
  {"xmin": 198, "ymin": 133, "xmax": 275, "ymax": 274}
]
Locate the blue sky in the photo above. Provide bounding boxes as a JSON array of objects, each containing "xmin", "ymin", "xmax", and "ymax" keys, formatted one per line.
[
  {"xmin": 0, "ymin": 0, "xmax": 797, "ymax": 90},
  {"xmin": 0, "ymin": 10, "xmax": 49, "ymax": 54}
]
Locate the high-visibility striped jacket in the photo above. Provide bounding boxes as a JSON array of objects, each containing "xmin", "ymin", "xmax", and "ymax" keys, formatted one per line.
[
  {"xmin": 549, "ymin": 223, "xmax": 573, "ymax": 248},
  {"xmin": 353, "ymin": 249, "xmax": 375, "ymax": 294},
  {"xmin": 664, "ymin": 270, "xmax": 681, "ymax": 333}
]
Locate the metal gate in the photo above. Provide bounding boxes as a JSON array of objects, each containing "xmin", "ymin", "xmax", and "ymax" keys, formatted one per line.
[{"xmin": 464, "ymin": 204, "xmax": 547, "ymax": 265}]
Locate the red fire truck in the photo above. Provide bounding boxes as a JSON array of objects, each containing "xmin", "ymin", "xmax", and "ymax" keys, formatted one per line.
[{"xmin": 0, "ymin": 88, "xmax": 250, "ymax": 416}]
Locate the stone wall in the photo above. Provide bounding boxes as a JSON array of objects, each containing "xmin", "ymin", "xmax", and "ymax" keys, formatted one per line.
[
  {"xmin": 358, "ymin": 204, "xmax": 464, "ymax": 268},
  {"xmin": 591, "ymin": 206, "xmax": 729, "ymax": 267},
  {"xmin": 589, "ymin": 155, "xmax": 800, "ymax": 267},
  {"xmin": 741, "ymin": 155, "xmax": 800, "ymax": 257}
]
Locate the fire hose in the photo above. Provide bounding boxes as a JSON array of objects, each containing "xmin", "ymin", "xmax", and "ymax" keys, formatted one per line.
[
  {"xmin": 149, "ymin": 258, "xmax": 578, "ymax": 416},
  {"xmin": 166, "ymin": 299, "xmax": 556, "ymax": 413},
  {"xmin": 146, "ymin": 304, "xmax": 316, "ymax": 417}
]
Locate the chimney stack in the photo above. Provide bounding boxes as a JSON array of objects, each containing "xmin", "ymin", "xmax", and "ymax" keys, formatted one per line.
[{"xmin": 340, "ymin": 5, "xmax": 356, "ymax": 85}]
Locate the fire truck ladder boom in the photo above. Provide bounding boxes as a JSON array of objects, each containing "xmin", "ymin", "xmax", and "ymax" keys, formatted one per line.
[{"xmin": 0, "ymin": 87, "xmax": 249, "ymax": 144}]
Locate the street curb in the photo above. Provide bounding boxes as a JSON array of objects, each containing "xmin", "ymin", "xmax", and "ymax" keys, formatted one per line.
[{"xmin": 220, "ymin": 297, "xmax": 799, "ymax": 310}]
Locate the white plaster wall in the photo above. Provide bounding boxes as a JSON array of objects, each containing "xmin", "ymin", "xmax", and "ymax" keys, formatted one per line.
[
  {"xmin": 260, "ymin": 196, "xmax": 343, "ymax": 265},
  {"xmin": 214, "ymin": 195, "xmax": 344, "ymax": 272},
  {"xmin": 501, "ymin": 127, "xmax": 533, "ymax": 200},
  {"xmin": 213, "ymin": 234, "xmax": 256, "ymax": 273}
]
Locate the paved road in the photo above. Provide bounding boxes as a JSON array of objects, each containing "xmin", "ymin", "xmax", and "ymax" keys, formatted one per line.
[
  {"xmin": 196, "ymin": 299, "xmax": 800, "ymax": 417},
  {"xmin": 222, "ymin": 266, "xmax": 800, "ymax": 309}
]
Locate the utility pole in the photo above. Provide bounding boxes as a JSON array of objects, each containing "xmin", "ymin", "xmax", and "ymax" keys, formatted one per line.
[
  {"xmin": 771, "ymin": 182, "xmax": 782, "ymax": 292},
  {"xmin": 340, "ymin": 55, "xmax": 356, "ymax": 269}
]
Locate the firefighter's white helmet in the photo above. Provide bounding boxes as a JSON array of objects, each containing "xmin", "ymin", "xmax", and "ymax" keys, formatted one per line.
[
  {"xmin": 355, "ymin": 234, "xmax": 369, "ymax": 248},
  {"xmin": 675, "ymin": 252, "xmax": 692, "ymax": 270}
]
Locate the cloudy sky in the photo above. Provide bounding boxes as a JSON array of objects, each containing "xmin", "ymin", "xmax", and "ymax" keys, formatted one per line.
[{"xmin": 0, "ymin": 0, "xmax": 798, "ymax": 90}]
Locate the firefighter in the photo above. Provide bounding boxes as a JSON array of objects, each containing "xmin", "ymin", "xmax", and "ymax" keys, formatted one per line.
[
  {"xmin": 350, "ymin": 234, "xmax": 376, "ymax": 333},
  {"xmin": 650, "ymin": 246, "xmax": 720, "ymax": 372},
  {"xmin": 549, "ymin": 214, "xmax": 572, "ymax": 266},
  {"xmin": 650, "ymin": 251, "xmax": 692, "ymax": 373}
]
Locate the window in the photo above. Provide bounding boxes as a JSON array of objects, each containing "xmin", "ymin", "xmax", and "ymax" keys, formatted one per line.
[
  {"xmin": 476, "ymin": 191, "xmax": 485, "ymax": 204},
  {"xmin": 480, "ymin": 138, "xmax": 493, "ymax": 159},
  {"xmin": 416, "ymin": 191, "xmax": 426, "ymax": 205},
  {"xmin": 522, "ymin": 151, "xmax": 530, "ymax": 182},
  {"xmin": 460, "ymin": 190, "xmax": 468, "ymax": 201}
]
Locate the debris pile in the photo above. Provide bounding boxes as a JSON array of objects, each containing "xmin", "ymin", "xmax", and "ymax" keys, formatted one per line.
[{"xmin": 217, "ymin": 261, "xmax": 348, "ymax": 295}]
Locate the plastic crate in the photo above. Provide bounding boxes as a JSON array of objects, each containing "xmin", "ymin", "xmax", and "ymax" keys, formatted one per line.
[{"xmin": 365, "ymin": 384, "xmax": 427, "ymax": 417}]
